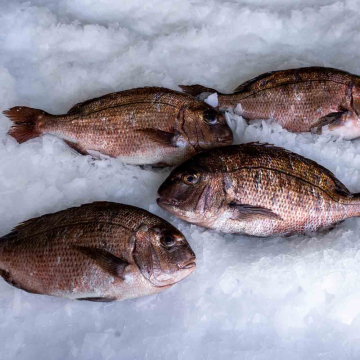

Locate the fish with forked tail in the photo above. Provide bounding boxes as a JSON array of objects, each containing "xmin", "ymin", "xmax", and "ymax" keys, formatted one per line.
[
  {"xmin": 0, "ymin": 202, "xmax": 196, "ymax": 301},
  {"xmin": 3, "ymin": 87, "xmax": 233, "ymax": 166},
  {"xmin": 179, "ymin": 67, "xmax": 360, "ymax": 139},
  {"xmin": 157, "ymin": 143, "xmax": 360, "ymax": 236}
]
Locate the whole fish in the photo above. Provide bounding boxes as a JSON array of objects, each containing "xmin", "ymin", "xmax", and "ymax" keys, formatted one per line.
[
  {"xmin": 0, "ymin": 202, "xmax": 196, "ymax": 302},
  {"xmin": 157, "ymin": 143, "xmax": 360, "ymax": 236},
  {"xmin": 2, "ymin": 87, "xmax": 233, "ymax": 166},
  {"xmin": 179, "ymin": 67, "xmax": 360, "ymax": 139}
]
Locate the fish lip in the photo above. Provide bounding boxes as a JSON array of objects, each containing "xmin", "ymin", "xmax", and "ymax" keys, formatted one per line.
[
  {"xmin": 183, "ymin": 262, "xmax": 196, "ymax": 269},
  {"xmin": 218, "ymin": 135, "xmax": 233, "ymax": 144},
  {"xmin": 179, "ymin": 258, "xmax": 197, "ymax": 269},
  {"xmin": 156, "ymin": 197, "xmax": 178, "ymax": 207}
]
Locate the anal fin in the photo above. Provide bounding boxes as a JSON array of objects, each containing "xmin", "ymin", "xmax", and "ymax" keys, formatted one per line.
[
  {"xmin": 228, "ymin": 202, "xmax": 281, "ymax": 221},
  {"xmin": 77, "ymin": 296, "xmax": 116, "ymax": 302},
  {"xmin": 64, "ymin": 140, "xmax": 89, "ymax": 156},
  {"xmin": 75, "ymin": 246, "xmax": 129, "ymax": 279},
  {"xmin": 135, "ymin": 129, "xmax": 177, "ymax": 147}
]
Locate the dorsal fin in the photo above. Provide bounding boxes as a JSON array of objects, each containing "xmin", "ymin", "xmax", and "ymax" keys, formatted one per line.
[
  {"xmin": 66, "ymin": 87, "xmax": 198, "ymax": 116},
  {"xmin": 67, "ymin": 92, "xmax": 118, "ymax": 114},
  {"xmin": 0, "ymin": 202, "xmax": 131, "ymax": 242},
  {"xmin": 233, "ymin": 71, "xmax": 276, "ymax": 93},
  {"xmin": 67, "ymin": 100, "xmax": 86, "ymax": 114},
  {"xmin": 0, "ymin": 217, "xmax": 38, "ymax": 241}
]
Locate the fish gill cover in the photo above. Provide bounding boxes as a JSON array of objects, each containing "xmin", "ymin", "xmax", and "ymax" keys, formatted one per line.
[{"xmin": 1, "ymin": 0, "xmax": 360, "ymax": 359}]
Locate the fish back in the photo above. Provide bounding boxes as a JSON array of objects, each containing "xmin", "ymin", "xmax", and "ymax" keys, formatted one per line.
[
  {"xmin": 66, "ymin": 87, "xmax": 196, "ymax": 116},
  {"xmin": 194, "ymin": 143, "xmax": 351, "ymax": 200},
  {"xmin": 233, "ymin": 67, "xmax": 357, "ymax": 96}
]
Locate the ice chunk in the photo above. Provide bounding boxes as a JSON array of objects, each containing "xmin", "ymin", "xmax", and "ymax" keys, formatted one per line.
[{"xmin": 204, "ymin": 93, "xmax": 218, "ymax": 107}]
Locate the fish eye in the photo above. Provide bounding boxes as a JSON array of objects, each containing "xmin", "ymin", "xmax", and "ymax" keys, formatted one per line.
[
  {"xmin": 183, "ymin": 173, "xmax": 199, "ymax": 185},
  {"xmin": 203, "ymin": 110, "xmax": 218, "ymax": 125},
  {"xmin": 161, "ymin": 235, "xmax": 176, "ymax": 248}
]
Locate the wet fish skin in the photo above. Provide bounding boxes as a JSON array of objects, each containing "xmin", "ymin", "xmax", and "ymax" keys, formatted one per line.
[
  {"xmin": 3, "ymin": 87, "xmax": 233, "ymax": 166},
  {"xmin": 0, "ymin": 202, "xmax": 196, "ymax": 301},
  {"xmin": 179, "ymin": 67, "xmax": 360, "ymax": 139},
  {"xmin": 157, "ymin": 143, "xmax": 360, "ymax": 236}
]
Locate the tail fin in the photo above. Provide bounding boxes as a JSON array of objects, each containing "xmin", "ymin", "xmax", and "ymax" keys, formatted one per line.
[
  {"xmin": 3, "ymin": 106, "xmax": 48, "ymax": 143},
  {"xmin": 178, "ymin": 84, "xmax": 218, "ymax": 99}
]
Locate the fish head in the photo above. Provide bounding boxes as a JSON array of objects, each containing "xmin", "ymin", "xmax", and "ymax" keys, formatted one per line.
[
  {"xmin": 133, "ymin": 222, "xmax": 196, "ymax": 287},
  {"xmin": 180, "ymin": 103, "xmax": 233, "ymax": 150},
  {"xmin": 157, "ymin": 155, "xmax": 224, "ymax": 226}
]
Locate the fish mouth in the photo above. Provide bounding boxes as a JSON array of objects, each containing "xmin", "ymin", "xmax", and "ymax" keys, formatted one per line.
[
  {"xmin": 156, "ymin": 197, "xmax": 178, "ymax": 207},
  {"xmin": 218, "ymin": 134, "xmax": 233, "ymax": 144},
  {"xmin": 179, "ymin": 258, "xmax": 196, "ymax": 269}
]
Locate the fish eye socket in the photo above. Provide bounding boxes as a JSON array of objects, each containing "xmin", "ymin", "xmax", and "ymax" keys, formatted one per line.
[
  {"xmin": 203, "ymin": 110, "xmax": 218, "ymax": 125},
  {"xmin": 161, "ymin": 235, "xmax": 176, "ymax": 248},
  {"xmin": 183, "ymin": 174, "xmax": 199, "ymax": 185}
]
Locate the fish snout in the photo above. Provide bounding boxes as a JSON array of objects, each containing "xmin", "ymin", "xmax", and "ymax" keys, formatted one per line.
[
  {"xmin": 156, "ymin": 197, "xmax": 178, "ymax": 207},
  {"xmin": 157, "ymin": 179, "xmax": 181, "ymax": 208},
  {"xmin": 179, "ymin": 256, "xmax": 196, "ymax": 270},
  {"xmin": 213, "ymin": 117, "xmax": 233, "ymax": 144},
  {"xmin": 217, "ymin": 128, "xmax": 233, "ymax": 144}
]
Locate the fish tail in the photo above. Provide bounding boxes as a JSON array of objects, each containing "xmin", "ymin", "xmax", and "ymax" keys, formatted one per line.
[{"xmin": 3, "ymin": 106, "xmax": 50, "ymax": 143}]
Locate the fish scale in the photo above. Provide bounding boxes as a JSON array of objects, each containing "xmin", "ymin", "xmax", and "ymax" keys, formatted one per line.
[{"xmin": 157, "ymin": 143, "xmax": 360, "ymax": 237}]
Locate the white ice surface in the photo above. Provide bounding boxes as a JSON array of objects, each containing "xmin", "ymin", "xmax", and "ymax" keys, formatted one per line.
[{"xmin": 1, "ymin": 0, "xmax": 360, "ymax": 359}]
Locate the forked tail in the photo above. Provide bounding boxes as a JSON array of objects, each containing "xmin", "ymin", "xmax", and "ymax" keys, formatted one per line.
[{"xmin": 3, "ymin": 106, "xmax": 49, "ymax": 143}]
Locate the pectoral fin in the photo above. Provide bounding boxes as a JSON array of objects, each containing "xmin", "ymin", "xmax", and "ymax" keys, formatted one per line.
[
  {"xmin": 136, "ymin": 129, "xmax": 177, "ymax": 147},
  {"xmin": 319, "ymin": 111, "xmax": 360, "ymax": 140},
  {"xmin": 310, "ymin": 112, "xmax": 345, "ymax": 135},
  {"xmin": 228, "ymin": 202, "xmax": 281, "ymax": 221},
  {"xmin": 75, "ymin": 246, "xmax": 129, "ymax": 279}
]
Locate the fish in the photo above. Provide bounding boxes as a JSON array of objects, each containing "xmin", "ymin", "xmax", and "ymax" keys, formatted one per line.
[
  {"xmin": 157, "ymin": 143, "xmax": 360, "ymax": 237},
  {"xmin": 2, "ymin": 87, "xmax": 233, "ymax": 166},
  {"xmin": 0, "ymin": 202, "xmax": 196, "ymax": 302},
  {"xmin": 179, "ymin": 67, "xmax": 360, "ymax": 139}
]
